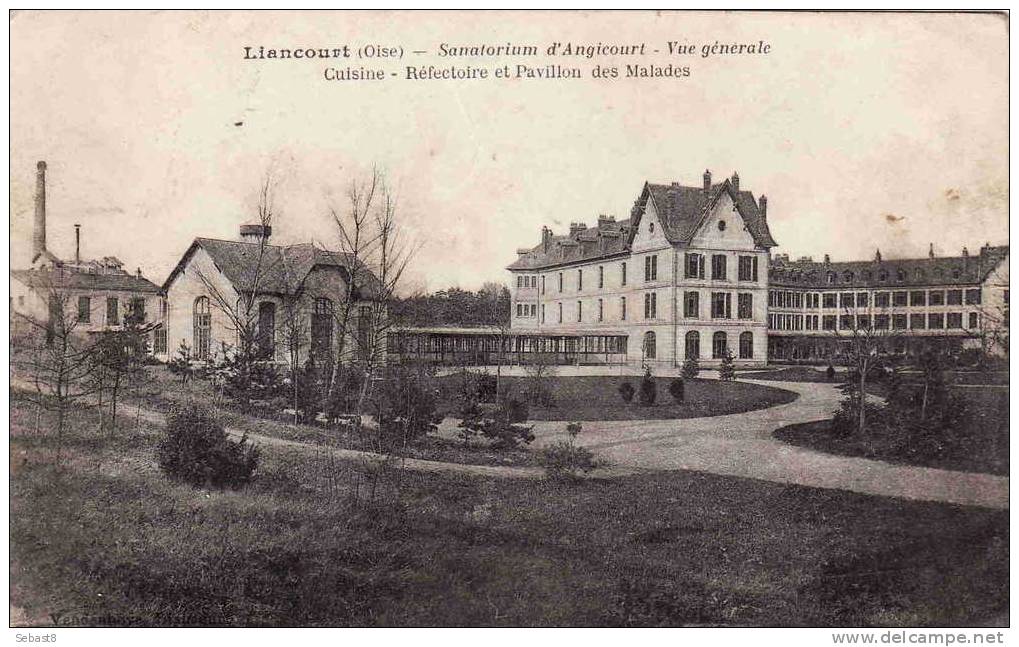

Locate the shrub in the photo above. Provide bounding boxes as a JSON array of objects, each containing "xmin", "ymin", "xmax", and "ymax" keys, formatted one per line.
[
  {"xmin": 476, "ymin": 372, "xmax": 498, "ymax": 403},
  {"xmin": 541, "ymin": 422, "xmax": 598, "ymax": 481},
  {"xmin": 719, "ymin": 352, "xmax": 736, "ymax": 381},
  {"xmin": 156, "ymin": 403, "xmax": 259, "ymax": 488},
  {"xmin": 638, "ymin": 369, "xmax": 656, "ymax": 406},
  {"xmin": 371, "ymin": 367, "xmax": 443, "ymax": 452},
  {"xmin": 618, "ymin": 381, "xmax": 635, "ymax": 403},
  {"xmin": 458, "ymin": 397, "xmax": 534, "ymax": 450},
  {"xmin": 680, "ymin": 356, "xmax": 700, "ymax": 380},
  {"xmin": 668, "ymin": 377, "xmax": 685, "ymax": 403},
  {"xmin": 825, "ymin": 364, "xmax": 836, "ymax": 382}
]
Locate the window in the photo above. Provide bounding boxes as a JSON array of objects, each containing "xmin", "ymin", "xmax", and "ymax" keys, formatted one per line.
[
  {"xmin": 843, "ymin": 271, "xmax": 854, "ymax": 283},
  {"xmin": 893, "ymin": 314, "xmax": 907, "ymax": 330},
  {"xmin": 878, "ymin": 270, "xmax": 888, "ymax": 282},
  {"xmin": 598, "ymin": 299, "xmax": 603, "ymax": 322},
  {"xmin": 685, "ymin": 331, "xmax": 700, "ymax": 359},
  {"xmin": 739, "ymin": 332, "xmax": 753, "ymax": 359},
  {"xmin": 257, "ymin": 301, "xmax": 276, "ymax": 358},
  {"xmin": 644, "ymin": 255, "xmax": 658, "ymax": 281},
  {"xmin": 598, "ymin": 266, "xmax": 604, "ymax": 289},
  {"xmin": 621, "ymin": 262, "xmax": 627, "ymax": 286},
  {"xmin": 822, "ymin": 315, "xmax": 837, "ymax": 330},
  {"xmin": 823, "ymin": 293, "xmax": 837, "ymax": 308},
  {"xmin": 712, "ymin": 332, "xmax": 728, "ymax": 359},
  {"xmin": 77, "ymin": 296, "xmax": 90, "ymax": 323},
  {"xmin": 644, "ymin": 292, "xmax": 657, "ymax": 319},
  {"xmin": 875, "ymin": 292, "xmax": 890, "ymax": 308},
  {"xmin": 104, "ymin": 297, "xmax": 120, "ymax": 326},
  {"xmin": 910, "ymin": 291, "xmax": 926, "ymax": 306},
  {"xmin": 558, "ymin": 273, "xmax": 563, "ymax": 292},
  {"xmin": 153, "ymin": 327, "xmax": 167, "ymax": 354},
  {"xmin": 684, "ymin": 291, "xmax": 699, "ymax": 318},
  {"xmin": 649, "ymin": 221, "xmax": 655, "ymax": 234},
  {"xmin": 541, "ymin": 275, "xmax": 546, "ymax": 295},
  {"xmin": 874, "ymin": 314, "xmax": 890, "ymax": 330},
  {"xmin": 193, "ymin": 296, "xmax": 211, "ymax": 360},
  {"xmin": 717, "ymin": 220, "xmax": 726, "ymax": 231},
  {"xmin": 965, "ymin": 289, "xmax": 982, "ymax": 305},
  {"xmin": 840, "ymin": 314, "xmax": 854, "ymax": 330},
  {"xmin": 928, "ymin": 313, "xmax": 944, "ymax": 329},
  {"xmin": 737, "ymin": 293, "xmax": 753, "ymax": 319},
  {"xmin": 577, "ymin": 301, "xmax": 582, "ymax": 322},
  {"xmin": 558, "ymin": 302, "xmax": 563, "ymax": 323},
  {"xmin": 947, "ymin": 312, "xmax": 963, "ymax": 328},
  {"xmin": 621, "ymin": 297, "xmax": 627, "ymax": 321},
  {"xmin": 840, "ymin": 292, "xmax": 855, "ymax": 308},
  {"xmin": 827, "ymin": 272, "xmax": 836, "ymax": 284},
  {"xmin": 541, "ymin": 304, "xmax": 545, "ymax": 324},
  {"xmin": 857, "ymin": 315, "xmax": 871, "ymax": 330},
  {"xmin": 969, "ymin": 312, "xmax": 979, "ymax": 329},
  {"xmin": 738, "ymin": 256, "xmax": 758, "ymax": 281},
  {"xmin": 643, "ymin": 331, "xmax": 657, "ymax": 360},
  {"xmin": 311, "ymin": 298, "xmax": 333, "ymax": 365},
  {"xmin": 578, "ymin": 269, "xmax": 583, "ymax": 291},
  {"xmin": 929, "ymin": 290, "xmax": 944, "ymax": 306},
  {"xmin": 893, "ymin": 291, "xmax": 908, "ymax": 307},
  {"xmin": 516, "ymin": 304, "xmax": 522, "ymax": 317},
  {"xmin": 910, "ymin": 313, "xmax": 926, "ymax": 329},
  {"xmin": 711, "ymin": 255, "xmax": 727, "ymax": 280},
  {"xmin": 857, "ymin": 292, "xmax": 869, "ymax": 307},
  {"xmin": 685, "ymin": 253, "xmax": 705, "ymax": 279},
  {"xmin": 947, "ymin": 289, "xmax": 962, "ymax": 305},
  {"xmin": 896, "ymin": 269, "xmax": 906, "ymax": 282},
  {"xmin": 711, "ymin": 292, "xmax": 731, "ymax": 319}
]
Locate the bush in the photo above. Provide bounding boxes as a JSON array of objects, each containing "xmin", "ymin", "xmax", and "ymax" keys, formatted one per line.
[
  {"xmin": 458, "ymin": 397, "xmax": 534, "ymax": 450},
  {"xmin": 541, "ymin": 422, "xmax": 599, "ymax": 481},
  {"xmin": 371, "ymin": 367, "xmax": 443, "ymax": 451},
  {"xmin": 156, "ymin": 403, "xmax": 259, "ymax": 488},
  {"xmin": 719, "ymin": 352, "xmax": 736, "ymax": 381},
  {"xmin": 680, "ymin": 356, "xmax": 700, "ymax": 380},
  {"xmin": 668, "ymin": 377, "xmax": 685, "ymax": 403},
  {"xmin": 825, "ymin": 364, "xmax": 836, "ymax": 382},
  {"xmin": 618, "ymin": 381, "xmax": 635, "ymax": 403},
  {"xmin": 638, "ymin": 369, "xmax": 656, "ymax": 406}
]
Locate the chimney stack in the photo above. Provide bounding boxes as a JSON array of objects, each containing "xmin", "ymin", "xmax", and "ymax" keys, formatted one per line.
[
  {"xmin": 75, "ymin": 224, "xmax": 81, "ymax": 264},
  {"xmin": 824, "ymin": 254, "xmax": 831, "ymax": 265},
  {"xmin": 929, "ymin": 243, "xmax": 935, "ymax": 259},
  {"xmin": 239, "ymin": 223, "xmax": 271, "ymax": 243},
  {"xmin": 759, "ymin": 195, "xmax": 767, "ymax": 220},
  {"xmin": 541, "ymin": 226, "xmax": 552, "ymax": 253},
  {"xmin": 136, "ymin": 267, "xmax": 142, "ymax": 278},
  {"xmin": 962, "ymin": 246, "xmax": 969, "ymax": 258},
  {"xmin": 703, "ymin": 169, "xmax": 712, "ymax": 192},
  {"xmin": 874, "ymin": 248, "xmax": 882, "ymax": 262},
  {"xmin": 33, "ymin": 161, "xmax": 47, "ymax": 257},
  {"xmin": 730, "ymin": 171, "xmax": 739, "ymax": 193}
]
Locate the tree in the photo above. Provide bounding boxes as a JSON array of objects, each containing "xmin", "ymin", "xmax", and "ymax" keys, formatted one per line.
[
  {"xmin": 832, "ymin": 304, "xmax": 900, "ymax": 436},
  {"xmin": 680, "ymin": 356, "xmax": 700, "ymax": 380},
  {"xmin": 638, "ymin": 368, "xmax": 656, "ymax": 406},
  {"xmin": 719, "ymin": 351, "xmax": 736, "ymax": 381}
]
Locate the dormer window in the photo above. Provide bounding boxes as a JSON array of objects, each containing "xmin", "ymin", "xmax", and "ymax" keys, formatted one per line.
[
  {"xmin": 843, "ymin": 271, "xmax": 854, "ymax": 283},
  {"xmin": 879, "ymin": 270, "xmax": 888, "ymax": 281},
  {"xmin": 826, "ymin": 272, "xmax": 836, "ymax": 284},
  {"xmin": 897, "ymin": 269, "xmax": 906, "ymax": 281}
]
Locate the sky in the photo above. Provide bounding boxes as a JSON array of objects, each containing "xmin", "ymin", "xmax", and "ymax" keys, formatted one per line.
[{"xmin": 9, "ymin": 11, "xmax": 1009, "ymax": 293}]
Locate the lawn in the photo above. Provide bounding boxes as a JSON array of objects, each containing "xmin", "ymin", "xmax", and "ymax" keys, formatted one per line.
[
  {"xmin": 437, "ymin": 375, "xmax": 799, "ymax": 421},
  {"xmin": 774, "ymin": 387, "xmax": 1009, "ymax": 476},
  {"xmin": 10, "ymin": 397, "xmax": 1008, "ymax": 627}
]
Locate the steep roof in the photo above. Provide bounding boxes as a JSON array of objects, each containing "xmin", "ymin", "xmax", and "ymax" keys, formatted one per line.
[
  {"xmin": 507, "ymin": 176, "xmax": 777, "ymax": 271},
  {"xmin": 162, "ymin": 238, "xmax": 381, "ymax": 298},
  {"xmin": 769, "ymin": 245, "xmax": 1008, "ymax": 289},
  {"xmin": 11, "ymin": 268, "xmax": 161, "ymax": 293}
]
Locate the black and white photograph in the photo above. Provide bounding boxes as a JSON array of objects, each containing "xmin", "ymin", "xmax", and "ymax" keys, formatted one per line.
[{"xmin": 7, "ymin": 9, "xmax": 1011, "ymax": 636}]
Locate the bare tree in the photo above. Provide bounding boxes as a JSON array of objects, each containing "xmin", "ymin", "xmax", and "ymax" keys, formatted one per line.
[
  {"xmin": 831, "ymin": 304, "xmax": 901, "ymax": 436},
  {"xmin": 975, "ymin": 265, "xmax": 1009, "ymax": 359},
  {"xmin": 193, "ymin": 172, "xmax": 280, "ymax": 365},
  {"xmin": 479, "ymin": 282, "xmax": 511, "ymax": 398},
  {"xmin": 278, "ymin": 296, "xmax": 308, "ymax": 424}
]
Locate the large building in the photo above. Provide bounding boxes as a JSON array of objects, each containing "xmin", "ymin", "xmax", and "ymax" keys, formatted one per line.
[
  {"xmin": 508, "ymin": 171, "xmax": 776, "ymax": 367},
  {"xmin": 507, "ymin": 170, "xmax": 1009, "ymax": 368},
  {"xmin": 160, "ymin": 224, "xmax": 381, "ymax": 366},
  {"xmin": 10, "ymin": 161, "xmax": 163, "ymax": 345}
]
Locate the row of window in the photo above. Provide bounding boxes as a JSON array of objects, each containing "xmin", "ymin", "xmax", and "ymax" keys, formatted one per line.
[
  {"xmin": 769, "ymin": 288, "xmax": 982, "ymax": 309},
  {"xmin": 644, "ymin": 330, "xmax": 755, "ymax": 360},
  {"xmin": 769, "ymin": 312, "xmax": 980, "ymax": 331},
  {"xmin": 74, "ymin": 295, "xmax": 147, "ymax": 325},
  {"xmin": 517, "ymin": 290, "xmax": 756, "ymax": 324},
  {"xmin": 685, "ymin": 253, "xmax": 759, "ymax": 282},
  {"xmin": 817, "ymin": 266, "xmax": 971, "ymax": 285}
]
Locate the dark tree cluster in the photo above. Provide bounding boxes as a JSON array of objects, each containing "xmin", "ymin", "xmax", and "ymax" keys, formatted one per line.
[{"xmin": 390, "ymin": 285, "xmax": 511, "ymax": 328}]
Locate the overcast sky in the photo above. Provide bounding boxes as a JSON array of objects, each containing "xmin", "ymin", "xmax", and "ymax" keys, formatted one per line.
[{"xmin": 10, "ymin": 11, "xmax": 1008, "ymax": 292}]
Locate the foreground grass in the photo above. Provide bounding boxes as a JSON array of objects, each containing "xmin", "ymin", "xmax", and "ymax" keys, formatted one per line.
[
  {"xmin": 439, "ymin": 375, "xmax": 798, "ymax": 421},
  {"xmin": 10, "ymin": 399, "xmax": 1008, "ymax": 627}
]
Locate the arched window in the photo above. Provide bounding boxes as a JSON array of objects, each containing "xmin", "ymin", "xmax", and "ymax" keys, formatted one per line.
[
  {"xmin": 311, "ymin": 297, "xmax": 333, "ymax": 365},
  {"xmin": 642, "ymin": 331, "xmax": 656, "ymax": 360},
  {"xmin": 712, "ymin": 331, "xmax": 728, "ymax": 359},
  {"xmin": 685, "ymin": 331, "xmax": 700, "ymax": 359},
  {"xmin": 193, "ymin": 296, "xmax": 211, "ymax": 360},
  {"xmin": 739, "ymin": 331, "xmax": 754, "ymax": 359}
]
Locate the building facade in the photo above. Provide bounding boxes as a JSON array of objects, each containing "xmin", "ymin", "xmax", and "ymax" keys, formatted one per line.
[
  {"xmin": 507, "ymin": 171, "xmax": 776, "ymax": 367},
  {"xmin": 767, "ymin": 245, "xmax": 1010, "ymax": 361}
]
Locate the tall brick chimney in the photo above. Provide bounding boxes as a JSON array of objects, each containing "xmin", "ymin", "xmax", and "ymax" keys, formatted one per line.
[
  {"xmin": 730, "ymin": 171, "xmax": 739, "ymax": 192},
  {"xmin": 703, "ymin": 169, "xmax": 712, "ymax": 192},
  {"xmin": 759, "ymin": 195, "xmax": 767, "ymax": 220},
  {"xmin": 75, "ymin": 223, "xmax": 81, "ymax": 263},
  {"xmin": 33, "ymin": 161, "xmax": 47, "ymax": 257}
]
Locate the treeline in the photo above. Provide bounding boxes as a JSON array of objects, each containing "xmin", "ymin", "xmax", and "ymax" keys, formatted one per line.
[{"xmin": 391, "ymin": 284, "xmax": 511, "ymax": 328}]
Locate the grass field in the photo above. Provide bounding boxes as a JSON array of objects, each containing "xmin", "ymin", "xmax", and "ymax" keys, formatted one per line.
[
  {"xmin": 439, "ymin": 375, "xmax": 799, "ymax": 421},
  {"xmin": 10, "ymin": 397, "xmax": 1008, "ymax": 627}
]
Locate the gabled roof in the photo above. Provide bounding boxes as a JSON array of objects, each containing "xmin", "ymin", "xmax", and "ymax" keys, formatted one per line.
[
  {"xmin": 638, "ymin": 178, "xmax": 777, "ymax": 248},
  {"xmin": 162, "ymin": 237, "xmax": 381, "ymax": 298},
  {"xmin": 507, "ymin": 175, "xmax": 777, "ymax": 272},
  {"xmin": 769, "ymin": 245, "xmax": 1008, "ymax": 289},
  {"xmin": 12, "ymin": 268, "xmax": 161, "ymax": 294}
]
